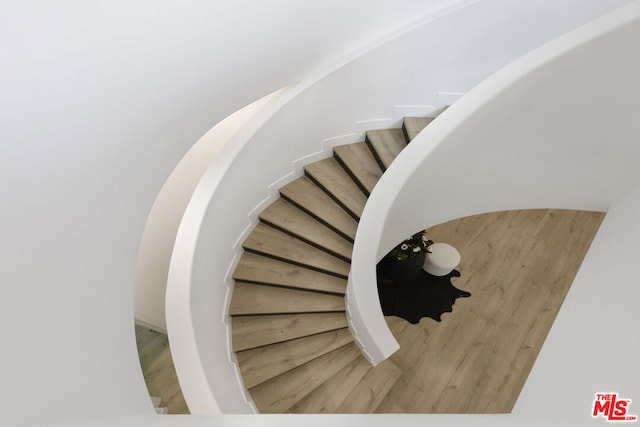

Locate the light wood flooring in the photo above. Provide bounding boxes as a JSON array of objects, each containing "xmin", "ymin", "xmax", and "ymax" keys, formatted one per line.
[
  {"xmin": 375, "ymin": 208, "xmax": 605, "ymax": 413},
  {"xmin": 134, "ymin": 208, "xmax": 603, "ymax": 414},
  {"xmin": 135, "ymin": 325, "xmax": 189, "ymax": 414}
]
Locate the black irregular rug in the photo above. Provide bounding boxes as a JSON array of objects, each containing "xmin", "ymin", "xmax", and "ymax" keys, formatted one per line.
[{"xmin": 377, "ymin": 269, "xmax": 471, "ymax": 324}]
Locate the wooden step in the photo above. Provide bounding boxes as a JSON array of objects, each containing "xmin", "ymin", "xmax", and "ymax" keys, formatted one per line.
[
  {"xmin": 333, "ymin": 142, "xmax": 383, "ymax": 196},
  {"xmin": 229, "ymin": 282, "xmax": 345, "ymax": 315},
  {"xmin": 403, "ymin": 116, "xmax": 434, "ymax": 142},
  {"xmin": 243, "ymin": 223, "xmax": 350, "ymax": 277},
  {"xmin": 280, "ymin": 176, "xmax": 358, "ymax": 241},
  {"xmin": 248, "ymin": 342, "xmax": 362, "ymax": 413},
  {"xmin": 237, "ymin": 328, "xmax": 353, "ymax": 388},
  {"xmin": 365, "ymin": 128, "xmax": 407, "ymax": 171},
  {"xmin": 259, "ymin": 198, "xmax": 353, "ymax": 261},
  {"xmin": 231, "ymin": 312, "xmax": 348, "ymax": 352},
  {"xmin": 287, "ymin": 355, "xmax": 372, "ymax": 413},
  {"xmin": 233, "ymin": 252, "xmax": 347, "ymax": 295},
  {"xmin": 337, "ymin": 358, "xmax": 402, "ymax": 413},
  {"xmin": 304, "ymin": 157, "xmax": 367, "ymax": 219}
]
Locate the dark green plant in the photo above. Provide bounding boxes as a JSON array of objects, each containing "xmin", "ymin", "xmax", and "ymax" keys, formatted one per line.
[{"xmin": 388, "ymin": 230, "xmax": 433, "ymax": 261}]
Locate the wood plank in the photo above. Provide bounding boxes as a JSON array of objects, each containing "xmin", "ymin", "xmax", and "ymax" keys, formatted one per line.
[
  {"xmin": 403, "ymin": 117, "xmax": 434, "ymax": 141},
  {"xmin": 280, "ymin": 176, "xmax": 358, "ymax": 241},
  {"xmin": 233, "ymin": 252, "xmax": 347, "ymax": 295},
  {"xmin": 229, "ymin": 282, "xmax": 345, "ymax": 315},
  {"xmin": 243, "ymin": 223, "xmax": 350, "ymax": 277},
  {"xmin": 249, "ymin": 342, "xmax": 362, "ymax": 413},
  {"xmin": 237, "ymin": 328, "xmax": 353, "ymax": 388},
  {"xmin": 287, "ymin": 355, "xmax": 371, "ymax": 413},
  {"xmin": 259, "ymin": 198, "xmax": 353, "ymax": 261},
  {"xmin": 365, "ymin": 128, "xmax": 407, "ymax": 170},
  {"xmin": 231, "ymin": 312, "xmax": 348, "ymax": 351},
  {"xmin": 378, "ymin": 209, "xmax": 605, "ymax": 413},
  {"xmin": 337, "ymin": 358, "xmax": 402, "ymax": 413},
  {"xmin": 333, "ymin": 142, "xmax": 383, "ymax": 195},
  {"xmin": 135, "ymin": 325, "xmax": 189, "ymax": 414},
  {"xmin": 304, "ymin": 157, "xmax": 367, "ymax": 219}
]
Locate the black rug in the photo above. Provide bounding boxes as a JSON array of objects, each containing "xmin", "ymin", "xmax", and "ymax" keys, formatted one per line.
[{"xmin": 377, "ymin": 269, "xmax": 471, "ymax": 324}]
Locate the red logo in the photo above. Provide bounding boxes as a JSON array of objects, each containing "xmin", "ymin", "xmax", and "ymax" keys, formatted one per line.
[{"xmin": 593, "ymin": 393, "xmax": 637, "ymax": 422}]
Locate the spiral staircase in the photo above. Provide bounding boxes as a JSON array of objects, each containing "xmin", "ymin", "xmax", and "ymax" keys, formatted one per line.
[{"xmin": 228, "ymin": 114, "xmax": 440, "ymax": 413}]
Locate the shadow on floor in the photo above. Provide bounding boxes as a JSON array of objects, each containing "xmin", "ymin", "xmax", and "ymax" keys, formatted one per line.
[{"xmin": 377, "ymin": 269, "xmax": 471, "ymax": 324}]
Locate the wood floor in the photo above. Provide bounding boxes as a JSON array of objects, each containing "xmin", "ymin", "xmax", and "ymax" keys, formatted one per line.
[
  {"xmin": 135, "ymin": 325, "xmax": 189, "ymax": 414},
  {"xmin": 134, "ymin": 208, "xmax": 603, "ymax": 414},
  {"xmin": 375, "ymin": 208, "xmax": 604, "ymax": 413}
]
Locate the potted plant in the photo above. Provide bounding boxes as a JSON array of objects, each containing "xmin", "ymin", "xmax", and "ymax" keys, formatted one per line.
[{"xmin": 377, "ymin": 230, "xmax": 434, "ymax": 281}]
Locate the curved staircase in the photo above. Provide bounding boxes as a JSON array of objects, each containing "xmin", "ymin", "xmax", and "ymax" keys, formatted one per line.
[{"xmin": 229, "ymin": 115, "xmax": 438, "ymax": 413}]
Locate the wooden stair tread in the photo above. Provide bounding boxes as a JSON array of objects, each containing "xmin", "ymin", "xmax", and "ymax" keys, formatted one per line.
[
  {"xmin": 243, "ymin": 223, "xmax": 350, "ymax": 277},
  {"xmin": 259, "ymin": 198, "xmax": 353, "ymax": 261},
  {"xmin": 287, "ymin": 355, "xmax": 372, "ymax": 413},
  {"xmin": 233, "ymin": 252, "xmax": 347, "ymax": 295},
  {"xmin": 304, "ymin": 157, "xmax": 367, "ymax": 219},
  {"xmin": 365, "ymin": 128, "xmax": 407, "ymax": 170},
  {"xmin": 402, "ymin": 116, "xmax": 434, "ymax": 141},
  {"xmin": 229, "ymin": 118, "xmax": 438, "ymax": 414},
  {"xmin": 280, "ymin": 176, "xmax": 358, "ymax": 241},
  {"xmin": 229, "ymin": 282, "xmax": 345, "ymax": 315},
  {"xmin": 336, "ymin": 358, "xmax": 403, "ymax": 413},
  {"xmin": 231, "ymin": 312, "xmax": 348, "ymax": 352},
  {"xmin": 249, "ymin": 342, "xmax": 362, "ymax": 413},
  {"xmin": 333, "ymin": 142, "xmax": 383, "ymax": 195},
  {"xmin": 237, "ymin": 328, "xmax": 353, "ymax": 388}
]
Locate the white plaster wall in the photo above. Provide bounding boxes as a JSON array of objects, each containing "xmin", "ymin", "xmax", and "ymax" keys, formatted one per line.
[
  {"xmin": 377, "ymin": 1, "xmax": 640, "ymax": 263},
  {"xmin": 514, "ymin": 184, "xmax": 640, "ymax": 420},
  {"xmin": 0, "ymin": 1, "xmax": 493, "ymax": 425},
  {"xmin": 348, "ymin": 0, "xmax": 640, "ymax": 420},
  {"xmin": 170, "ymin": 0, "xmax": 633, "ymax": 412},
  {"xmin": 134, "ymin": 86, "xmax": 290, "ymax": 332},
  {"xmin": 0, "ymin": 0, "xmax": 634, "ymax": 426}
]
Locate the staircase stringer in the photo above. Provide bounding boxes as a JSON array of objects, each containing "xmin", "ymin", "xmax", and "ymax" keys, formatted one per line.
[{"xmin": 222, "ymin": 96, "xmax": 459, "ymax": 404}]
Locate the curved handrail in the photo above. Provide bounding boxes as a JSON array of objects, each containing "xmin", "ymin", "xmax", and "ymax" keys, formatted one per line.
[
  {"xmin": 348, "ymin": 0, "xmax": 640, "ymax": 364},
  {"xmin": 165, "ymin": 85, "xmax": 300, "ymax": 413},
  {"xmin": 163, "ymin": 0, "xmax": 640, "ymax": 413}
]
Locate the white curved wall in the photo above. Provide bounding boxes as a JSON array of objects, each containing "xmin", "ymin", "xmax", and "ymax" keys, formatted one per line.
[
  {"xmin": 0, "ymin": 0, "xmax": 634, "ymax": 426},
  {"xmin": 377, "ymin": 2, "xmax": 640, "ymax": 260},
  {"xmin": 514, "ymin": 183, "xmax": 640, "ymax": 420},
  {"xmin": 134, "ymin": 86, "xmax": 290, "ymax": 332},
  {"xmin": 166, "ymin": 84, "xmax": 304, "ymax": 414},
  {"xmin": 168, "ymin": 0, "xmax": 635, "ymax": 413},
  {"xmin": 1, "ymin": 1, "xmax": 492, "ymax": 425},
  {"xmin": 351, "ymin": 0, "xmax": 640, "ymax": 419}
]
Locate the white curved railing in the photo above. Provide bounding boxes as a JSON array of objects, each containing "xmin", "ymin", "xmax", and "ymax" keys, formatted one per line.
[
  {"xmin": 165, "ymin": 85, "xmax": 301, "ymax": 414},
  {"xmin": 3, "ymin": 0, "xmax": 636, "ymax": 425},
  {"xmin": 134, "ymin": 87, "xmax": 292, "ymax": 333},
  {"xmin": 350, "ymin": 0, "xmax": 640, "ymax": 394},
  {"xmin": 162, "ymin": 0, "xmax": 638, "ymax": 415}
]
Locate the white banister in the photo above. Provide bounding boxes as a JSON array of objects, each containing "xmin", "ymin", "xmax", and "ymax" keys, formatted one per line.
[
  {"xmin": 347, "ymin": 0, "xmax": 640, "ymax": 374},
  {"xmin": 165, "ymin": 85, "xmax": 298, "ymax": 413},
  {"xmin": 163, "ymin": 0, "xmax": 638, "ymax": 413}
]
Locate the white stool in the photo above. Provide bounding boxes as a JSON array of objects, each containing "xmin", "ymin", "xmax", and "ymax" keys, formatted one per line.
[{"xmin": 423, "ymin": 243, "xmax": 460, "ymax": 276}]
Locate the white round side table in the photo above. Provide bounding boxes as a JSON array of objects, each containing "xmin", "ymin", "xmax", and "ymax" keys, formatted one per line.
[{"xmin": 423, "ymin": 243, "xmax": 461, "ymax": 276}]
